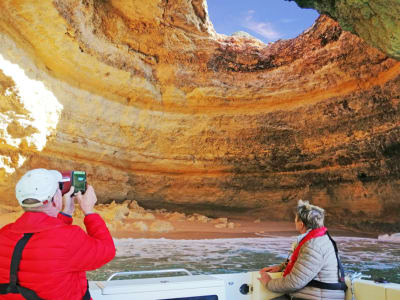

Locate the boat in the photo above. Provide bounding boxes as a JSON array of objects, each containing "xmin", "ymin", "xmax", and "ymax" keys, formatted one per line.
[{"xmin": 88, "ymin": 268, "xmax": 400, "ymax": 299}]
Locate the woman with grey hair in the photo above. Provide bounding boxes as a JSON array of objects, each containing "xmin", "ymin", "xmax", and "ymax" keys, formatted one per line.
[{"xmin": 258, "ymin": 200, "xmax": 346, "ymax": 300}]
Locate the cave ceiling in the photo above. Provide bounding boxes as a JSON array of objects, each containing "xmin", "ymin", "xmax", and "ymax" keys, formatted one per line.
[{"xmin": 0, "ymin": 0, "xmax": 399, "ymax": 225}]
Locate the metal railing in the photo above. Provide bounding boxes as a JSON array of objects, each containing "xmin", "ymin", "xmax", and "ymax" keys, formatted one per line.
[{"xmin": 106, "ymin": 269, "xmax": 193, "ymax": 281}]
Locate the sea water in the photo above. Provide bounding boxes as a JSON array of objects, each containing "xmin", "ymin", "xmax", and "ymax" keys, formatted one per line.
[{"xmin": 88, "ymin": 236, "xmax": 400, "ymax": 284}]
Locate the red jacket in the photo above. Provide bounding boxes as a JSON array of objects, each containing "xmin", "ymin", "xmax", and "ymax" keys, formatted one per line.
[{"xmin": 0, "ymin": 212, "xmax": 116, "ymax": 299}]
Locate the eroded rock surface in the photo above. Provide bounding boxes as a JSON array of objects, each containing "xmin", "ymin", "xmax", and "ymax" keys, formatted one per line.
[
  {"xmin": 292, "ymin": 0, "xmax": 400, "ymax": 60},
  {"xmin": 0, "ymin": 200, "xmax": 238, "ymax": 238},
  {"xmin": 0, "ymin": 0, "xmax": 399, "ymax": 228}
]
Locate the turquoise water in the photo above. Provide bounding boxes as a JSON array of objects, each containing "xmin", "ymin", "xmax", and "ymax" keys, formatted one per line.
[{"xmin": 87, "ymin": 236, "xmax": 400, "ymax": 284}]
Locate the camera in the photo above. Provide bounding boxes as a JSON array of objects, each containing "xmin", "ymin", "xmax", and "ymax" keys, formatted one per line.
[{"xmin": 60, "ymin": 171, "xmax": 87, "ymax": 195}]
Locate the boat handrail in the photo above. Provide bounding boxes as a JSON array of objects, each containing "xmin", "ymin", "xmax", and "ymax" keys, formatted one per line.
[{"xmin": 106, "ymin": 269, "xmax": 193, "ymax": 281}]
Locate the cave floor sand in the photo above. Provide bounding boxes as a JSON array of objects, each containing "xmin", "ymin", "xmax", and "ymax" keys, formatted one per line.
[
  {"xmin": 110, "ymin": 216, "xmax": 375, "ymax": 240},
  {"xmin": 0, "ymin": 207, "xmax": 376, "ymax": 240}
]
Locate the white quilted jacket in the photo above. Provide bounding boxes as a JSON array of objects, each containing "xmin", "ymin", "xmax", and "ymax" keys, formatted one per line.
[{"xmin": 267, "ymin": 234, "xmax": 345, "ymax": 300}]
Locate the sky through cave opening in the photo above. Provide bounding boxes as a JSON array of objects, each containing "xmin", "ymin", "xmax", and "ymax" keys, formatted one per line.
[{"xmin": 207, "ymin": 0, "xmax": 319, "ymax": 43}]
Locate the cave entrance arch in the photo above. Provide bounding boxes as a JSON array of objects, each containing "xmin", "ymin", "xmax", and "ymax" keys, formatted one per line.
[{"xmin": 207, "ymin": 0, "xmax": 319, "ymax": 43}]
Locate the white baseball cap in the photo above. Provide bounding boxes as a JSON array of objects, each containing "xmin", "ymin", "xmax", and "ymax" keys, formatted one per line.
[{"xmin": 16, "ymin": 168, "xmax": 62, "ymax": 207}]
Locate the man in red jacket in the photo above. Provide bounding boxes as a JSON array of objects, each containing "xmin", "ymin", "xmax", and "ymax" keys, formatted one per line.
[{"xmin": 0, "ymin": 168, "xmax": 116, "ymax": 299}]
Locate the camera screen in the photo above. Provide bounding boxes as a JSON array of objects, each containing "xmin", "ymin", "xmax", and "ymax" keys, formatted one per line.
[{"xmin": 72, "ymin": 171, "xmax": 86, "ymax": 193}]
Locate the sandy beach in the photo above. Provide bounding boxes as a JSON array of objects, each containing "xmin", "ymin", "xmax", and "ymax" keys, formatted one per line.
[
  {"xmin": 110, "ymin": 216, "xmax": 371, "ymax": 239},
  {"xmin": 0, "ymin": 201, "xmax": 374, "ymax": 240}
]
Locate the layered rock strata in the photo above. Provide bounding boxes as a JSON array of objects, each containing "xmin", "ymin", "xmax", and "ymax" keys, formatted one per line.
[{"xmin": 0, "ymin": 0, "xmax": 399, "ymax": 228}]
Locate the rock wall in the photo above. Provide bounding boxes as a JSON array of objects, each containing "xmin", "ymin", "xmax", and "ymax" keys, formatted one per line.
[
  {"xmin": 0, "ymin": 0, "xmax": 399, "ymax": 227},
  {"xmin": 291, "ymin": 0, "xmax": 400, "ymax": 61}
]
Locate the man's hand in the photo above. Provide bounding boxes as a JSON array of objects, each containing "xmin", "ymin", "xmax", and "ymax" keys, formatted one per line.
[
  {"xmin": 258, "ymin": 270, "xmax": 272, "ymax": 286},
  {"xmin": 75, "ymin": 185, "xmax": 97, "ymax": 215},
  {"xmin": 62, "ymin": 186, "xmax": 75, "ymax": 215},
  {"xmin": 260, "ymin": 265, "xmax": 281, "ymax": 273}
]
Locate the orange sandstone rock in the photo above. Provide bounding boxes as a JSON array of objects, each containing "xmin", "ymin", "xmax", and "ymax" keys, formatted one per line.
[{"xmin": 0, "ymin": 1, "xmax": 399, "ymax": 229}]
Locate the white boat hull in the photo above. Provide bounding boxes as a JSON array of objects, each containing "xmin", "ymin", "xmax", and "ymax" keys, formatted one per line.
[{"xmin": 89, "ymin": 271, "xmax": 400, "ymax": 300}]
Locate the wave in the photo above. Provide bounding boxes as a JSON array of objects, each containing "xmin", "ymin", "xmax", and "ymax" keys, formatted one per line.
[
  {"xmin": 378, "ymin": 233, "xmax": 400, "ymax": 243},
  {"xmin": 113, "ymin": 236, "xmax": 399, "ymax": 270}
]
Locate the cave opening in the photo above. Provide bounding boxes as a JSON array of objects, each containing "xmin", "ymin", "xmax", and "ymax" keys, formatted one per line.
[{"xmin": 207, "ymin": 0, "xmax": 319, "ymax": 43}]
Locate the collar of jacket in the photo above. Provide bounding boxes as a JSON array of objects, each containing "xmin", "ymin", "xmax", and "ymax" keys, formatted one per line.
[
  {"xmin": 10, "ymin": 212, "xmax": 67, "ymax": 233},
  {"xmin": 297, "ymin": 229, "xmax": 311, "ymax": 243}
]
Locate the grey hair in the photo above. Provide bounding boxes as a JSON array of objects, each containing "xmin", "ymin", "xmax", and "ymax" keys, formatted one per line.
[
  {"xmin": 21, "ymin": 198, "xmax": 48, "ymax": 212},
  {"xmin": 296, "ymin": 200, "xmax": 325, "ymax": 229}
]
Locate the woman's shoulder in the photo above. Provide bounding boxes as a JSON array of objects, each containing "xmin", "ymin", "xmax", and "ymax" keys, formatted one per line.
[{"xmin": 302, "ymin": 234, "xmax": 332, "ymax": 252}]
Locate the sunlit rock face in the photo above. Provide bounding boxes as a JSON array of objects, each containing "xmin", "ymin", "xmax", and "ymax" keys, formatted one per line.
[
  {"xmin": 291, "ymin": 0, "xmax": 400, "ymax": 61},
  {"xmin": 0, "ymin": 0, "xmax": 399, "ymax": 228}
]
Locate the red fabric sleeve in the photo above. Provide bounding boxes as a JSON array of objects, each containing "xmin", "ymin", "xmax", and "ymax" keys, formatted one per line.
[
  {"xmin": 57, "ymin": 213, "xmax": 73, "ymax": 225},
  {"xmin": 66, "ymin": 214, "xmax": 116, "ymax": 271}
]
